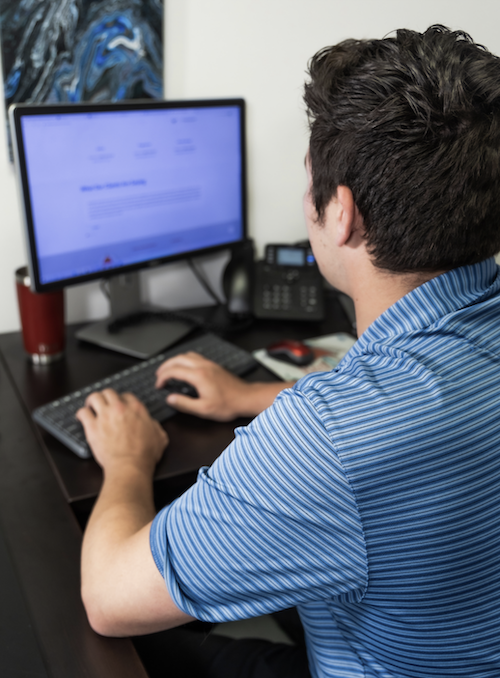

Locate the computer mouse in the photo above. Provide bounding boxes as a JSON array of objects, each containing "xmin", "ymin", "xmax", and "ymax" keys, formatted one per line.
[
  {"xmin": 266, "ymin": 339, "xmax": 315, "ymax": 366},
  {"xmin": 162, "ymin": 378, "xmax": 199, "ymax": 399}
]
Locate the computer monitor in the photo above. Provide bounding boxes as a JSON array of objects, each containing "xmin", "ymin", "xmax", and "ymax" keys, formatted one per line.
[{"xmin": 10, "ymin": 98, "xmax": 247, "ymax": 358}]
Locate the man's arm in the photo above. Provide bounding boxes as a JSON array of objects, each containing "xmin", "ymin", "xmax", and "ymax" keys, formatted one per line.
[
  {"xmin": 77, "ymin": 358, "xmax": 291, "ymax": 637},
  {"xmin": 155, "ymin": 352, "xmax": 293, "ymax": 420},
  {"xmin": 77, "ymin": 389, "xmax": 194, "ymax": 637}
]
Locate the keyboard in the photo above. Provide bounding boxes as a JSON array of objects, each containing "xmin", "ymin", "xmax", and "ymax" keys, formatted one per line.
[{"xmin": 32, "ymin": 333, "xmax": 258, "ymax": 459}]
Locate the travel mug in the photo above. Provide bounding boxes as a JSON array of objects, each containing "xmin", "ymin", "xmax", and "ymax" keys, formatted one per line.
[{"xmin": 15, "ymin": 266, "xmax": 65, "ymax": 364}]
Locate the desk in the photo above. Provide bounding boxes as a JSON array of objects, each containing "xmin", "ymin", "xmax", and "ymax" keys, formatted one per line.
[{"xmin": 0, "ymin": 295, "xmax": 352, "ymax": 678}]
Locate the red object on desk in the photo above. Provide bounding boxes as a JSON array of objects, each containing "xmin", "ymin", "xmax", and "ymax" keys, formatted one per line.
[
  {"xmin": 15, "ymin": 266, "xmax": 65, "ymax": 364},
  {"xmin": 266, "ymin": 339, "xmax": 315, "ymax": 366}
]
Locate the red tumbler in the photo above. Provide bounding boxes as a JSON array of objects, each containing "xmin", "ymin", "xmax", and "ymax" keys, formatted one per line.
[{"xmin": 15, "ymin": 266, "xmax": 65, "ymax": 364}]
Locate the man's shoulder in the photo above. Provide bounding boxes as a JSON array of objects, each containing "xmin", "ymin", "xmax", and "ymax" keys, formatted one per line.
[{"xmin": 289, "ymin": 308, "xmax": 498, "ymax": 432}]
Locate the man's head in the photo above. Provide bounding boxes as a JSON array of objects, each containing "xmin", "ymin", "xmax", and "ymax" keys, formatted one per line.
[{"xmin": 304, "ymin": 25, "xmax": 500, "ymax": 273}]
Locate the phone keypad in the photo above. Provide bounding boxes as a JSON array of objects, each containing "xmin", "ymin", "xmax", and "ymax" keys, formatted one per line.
[
  {"xmin": 262, "ymin": 283, "xmax": 318, "ymax": 313},
  {"xmin": 300, "ymin": 285, "xmax": 319, "ymax": 312},
  {"xmin": 254, "ymin": 253, "xmax": 325, "ymax": 321}
]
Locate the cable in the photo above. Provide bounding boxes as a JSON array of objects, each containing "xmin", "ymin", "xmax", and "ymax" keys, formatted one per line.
[
  {"xmin": 105, "ymin": 256, "xmax": 254, "ymax": 335},
  {"xmin": 187, "ymin": 258, "xmax": 224, "ymax": 306},
  {"xmin": 99, "ymin": 279, "xmax": 110, "ymax": 300}
]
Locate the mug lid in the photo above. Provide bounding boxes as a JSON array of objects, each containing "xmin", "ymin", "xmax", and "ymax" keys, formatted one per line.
[{"xmin": 15, "ymin": 266, "xmax": 31, "ymax": 287}]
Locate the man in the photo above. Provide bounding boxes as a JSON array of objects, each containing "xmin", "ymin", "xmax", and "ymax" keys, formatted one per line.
[{"xmin": 77, "ymin": 26, "xmax": 500, "ymax": 678}]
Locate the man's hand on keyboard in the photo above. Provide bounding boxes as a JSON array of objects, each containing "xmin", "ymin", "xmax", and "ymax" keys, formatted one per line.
[
  {"xmin": 76, "ymin": 389, "xmax": 168, "ymax": 472},
  {"xmin": 155, "ymin": 352, "xmax": 292, "ymax": 421}
]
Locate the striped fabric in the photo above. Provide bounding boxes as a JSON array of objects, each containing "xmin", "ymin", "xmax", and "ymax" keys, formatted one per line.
[{"xmin": 151, "ymin": 258, "xmax": 500, "ymax": 677}]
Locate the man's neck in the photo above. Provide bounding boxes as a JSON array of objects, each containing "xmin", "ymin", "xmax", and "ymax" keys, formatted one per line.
[
  {"xmin": 349, "ymin": 263, "xmax": 445, "ymax": 337},
  {"xmin": 310, "ymin": 186, "xmax": 446, "ymax": 336}
]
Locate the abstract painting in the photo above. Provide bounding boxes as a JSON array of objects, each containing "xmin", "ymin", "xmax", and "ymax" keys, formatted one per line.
[{"xmin": 0, "ymin": 0, "xmax": 163, "ymax": 158}]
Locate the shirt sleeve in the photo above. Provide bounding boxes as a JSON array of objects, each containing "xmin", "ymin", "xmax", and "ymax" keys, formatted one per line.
[{"xmin": 150, "ymin": 387, "xmax": 368, "ymax": 622}]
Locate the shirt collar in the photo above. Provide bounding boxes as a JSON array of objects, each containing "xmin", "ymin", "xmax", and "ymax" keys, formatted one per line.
[{"xmin": 354, "ymin": 257, "xmax": 500, "ymax": 348}]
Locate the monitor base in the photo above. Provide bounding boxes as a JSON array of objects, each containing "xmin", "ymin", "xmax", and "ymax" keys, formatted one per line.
[
  {"xmin": 76, "ymin": 272, "xmax": 195, "ymax": 359},
  {"xmin": 76, "ymin": 309, "xmax": 194, "ymax": 359}
]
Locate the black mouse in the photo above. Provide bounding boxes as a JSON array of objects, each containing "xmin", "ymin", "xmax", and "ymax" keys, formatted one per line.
[
  {"xmin": 266, "ymin": 339, "xmax": 315, "ymax": 366},
  {"xmin": 162, "ymin": 378, "xmax": 199, "ymax": 398}
]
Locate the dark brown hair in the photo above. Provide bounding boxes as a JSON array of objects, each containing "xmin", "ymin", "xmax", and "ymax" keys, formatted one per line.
[{"xmin": 304, "ymin": 25, "xmax": 500, "ymax": 272}]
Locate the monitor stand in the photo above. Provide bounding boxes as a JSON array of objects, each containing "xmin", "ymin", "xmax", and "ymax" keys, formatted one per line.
[{"xmin": 75, "ymin": 273, "xmax": 194, "ymax": 359}]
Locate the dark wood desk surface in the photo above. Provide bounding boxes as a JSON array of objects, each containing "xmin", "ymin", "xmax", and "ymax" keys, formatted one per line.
[
  {"xmin": 0, "ymin": 342, "xmax": 148, "ymax": 678},
  {"xmin": 0, "ymin": 296, "xmax": 352, "ymax": 678}
]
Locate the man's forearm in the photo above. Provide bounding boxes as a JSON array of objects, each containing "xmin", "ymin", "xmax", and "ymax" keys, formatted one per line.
[
  {"xmin": 81, "ymin": 462, "xmax": 155, "ymax": 629},
  {"xmin": 83, "ymin": 462, "xmax": 155, "ymax": 558},
  {"xmin": 78, "ymin": 392, "xmax": 192, "ymax": 636},
  {"xmin": 81, "ymin": 461, "xmax": 194, "ymax": 637}
]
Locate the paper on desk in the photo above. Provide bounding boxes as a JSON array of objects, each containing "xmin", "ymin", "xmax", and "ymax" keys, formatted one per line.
[{"xmin": 253, "ymin": 332, "xmax": 357, "ymax": 382}]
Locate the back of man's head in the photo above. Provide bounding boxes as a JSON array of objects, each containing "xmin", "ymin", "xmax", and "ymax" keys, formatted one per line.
[{"xmin": 304, "ymin": 25, "xmax": 500, "ymax": 273}]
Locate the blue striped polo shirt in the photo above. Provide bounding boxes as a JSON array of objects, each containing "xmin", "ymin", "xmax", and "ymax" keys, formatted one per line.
[{"xmin": 151, "ymin": 258, "xmax": 500, "ymax": 677}]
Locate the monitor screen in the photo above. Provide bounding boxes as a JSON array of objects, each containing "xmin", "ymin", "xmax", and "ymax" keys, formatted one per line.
[{"xmin": 11, "ymin": 99, "xmax": 246, "ymax": 292}]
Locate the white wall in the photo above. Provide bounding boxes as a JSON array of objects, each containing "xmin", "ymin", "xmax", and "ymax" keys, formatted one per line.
[{"xmin": 1, "ymin": 0, "xmax": 499, "ymax": 333}]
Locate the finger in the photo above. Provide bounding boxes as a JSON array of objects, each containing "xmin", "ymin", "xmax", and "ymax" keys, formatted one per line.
[
  {"xmin": 166, "ymin": 392, "xmax": 206, "ymax": 416},
  {"xmin": 120, "ymin": 391, "xmax": 143, "ymax": 407},
  {"xmin": 156, "ymin": 352, "xmax": 209, "ymax": 377},
  {"xmin": 84, "ymin": 390, "xmax": 109, "ymax": 411},
  {"xmin": 99, "ymin": 388, "xmax": 125, "ymax": 405},
  {"xmin": 156, "ymin": 352, "xmax": 198, "ymax": 371},
  {"xmin": 75, "ymin": 406, "xmax": 96, "ymax": 425},
  {"xmin": 155, "ymin": 360, "xmax": 190, "ymax": 386},
  {"xmin": 120, "ymin": 392, "xmax": 153, "ymax": 418},
  {"xmin": 171, "ymin": 351, "xmax": 205, "ymax": 362},
  {"xmin": 155, "ymin": 364, "xmax": 200, "ymax": 389}
]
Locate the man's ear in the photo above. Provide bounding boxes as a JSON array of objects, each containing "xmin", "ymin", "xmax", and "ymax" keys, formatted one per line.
[{"xmin": 334, "ymin": 185, "xmax": 359, "ymax": 247}]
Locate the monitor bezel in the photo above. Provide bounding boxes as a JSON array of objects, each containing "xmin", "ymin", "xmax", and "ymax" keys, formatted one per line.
[{"xmin": 10, "ymin": 98, "xmax": 247, "ymax": 293}]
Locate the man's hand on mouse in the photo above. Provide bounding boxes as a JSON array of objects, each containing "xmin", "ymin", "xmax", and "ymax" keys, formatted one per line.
[
  {"xmin": 155, "ymin": 352, "xmax": 250, "ymax": 421},
  {"xmin": 76, "ymin": 389, "xmax": 168, "ymax": 473},
  {"xmin": 155, "ymin": 352, "xmax": 293, "ymax": 421}
]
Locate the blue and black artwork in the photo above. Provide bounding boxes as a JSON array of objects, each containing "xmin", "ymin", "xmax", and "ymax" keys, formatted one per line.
[{"xmin": 0, "ymin": 0, "xmax": 163, "ymax": 157}]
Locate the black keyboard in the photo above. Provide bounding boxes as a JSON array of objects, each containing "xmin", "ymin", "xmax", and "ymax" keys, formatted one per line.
[{"xmin": 32, "ymin": 333, "xmax": 258, "ymax": 459}]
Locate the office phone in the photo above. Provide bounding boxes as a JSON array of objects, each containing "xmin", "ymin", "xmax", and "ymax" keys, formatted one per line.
[{"xmin": 253, "ymin": 243, "xmax": 325, "ymax": 321}]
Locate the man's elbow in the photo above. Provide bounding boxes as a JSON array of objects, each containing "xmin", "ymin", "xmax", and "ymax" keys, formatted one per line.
[{"xmin": 81, "ymin": 584, "xmax": 127, "ymax": 637}]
